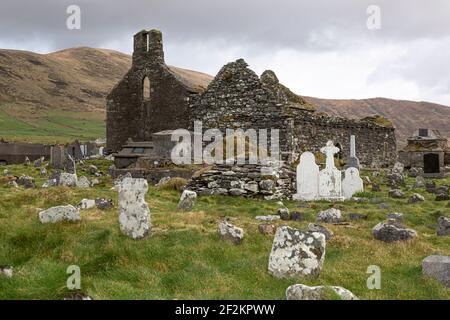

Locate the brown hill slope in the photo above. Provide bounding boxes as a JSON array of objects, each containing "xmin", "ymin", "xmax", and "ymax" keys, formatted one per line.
[
  {"xmin": 305, "ymin": 97, "xmax": 450, "ymax": 143},
  {"xmin": 0, "ymin": 47, "xmax": 448, "ymax": 144}
]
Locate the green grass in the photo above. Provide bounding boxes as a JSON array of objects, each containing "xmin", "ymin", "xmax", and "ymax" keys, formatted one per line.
[
  {"xmin": 0, "ymin": 162, "xmax": 449, "ymax": 300},
  {"xmin": 0, "ymin": 105, "xmax": 105, "ymax": 144}
]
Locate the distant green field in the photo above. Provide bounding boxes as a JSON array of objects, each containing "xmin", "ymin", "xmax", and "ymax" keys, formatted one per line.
[{"xmin": 0, "ymin": 106, "xmax": 105, "ymax": 144}]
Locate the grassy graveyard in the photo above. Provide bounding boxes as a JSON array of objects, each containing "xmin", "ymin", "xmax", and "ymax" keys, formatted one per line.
[{"xmin": 0, "ymin": 160, "xmax": 449, "ymax": 300}]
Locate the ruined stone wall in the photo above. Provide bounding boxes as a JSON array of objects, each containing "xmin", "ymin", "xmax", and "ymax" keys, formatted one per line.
[
  {"xmin": 290, "ymin": 111, "xmax": 397, "ymax": 167},
  {"xmin": 106, "ymin": 30, "xmax": 193, "ymax": 153},
  {"xmin": 186, "ymin": 163, "xmax": 295, "ymax": 200},
  {"xmin": 190, "ymin": 59, "xmax": 397, "ymax": 167}
]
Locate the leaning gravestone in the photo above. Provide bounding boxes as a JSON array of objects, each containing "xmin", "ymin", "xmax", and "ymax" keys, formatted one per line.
[
  {"xmin": 177, "ymin": 190, "xmax": 197, "ymax": 211},
  {"xmin": 117, "ymin": 177, "xmax": 151, "ymax": 240},
  {"xmin": 268, "ymin": 225, "xmax": 326, "ymax": 278},
  {"xmin": 318, "ymin": 141, "xmax": 343, "ymax": 200},
  {"xmin": 342, "ymin": 167, "xmax": 364, "ymax": 199},
  {"xmin": 39, "ymin": 205, "xmax": 81, "ymax": 224},
  {"xmin": 422, "ymin": 255, "xmax": 450, "ymax": 287},
  {"xmin": 293, "ymin": 152, "xmax": 319, "ymax": 201}
]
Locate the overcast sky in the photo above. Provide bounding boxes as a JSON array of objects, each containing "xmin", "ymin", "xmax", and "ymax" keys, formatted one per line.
[{"xmin": 1, "ymin": 0, "xmax": 450, "ymax": 105}]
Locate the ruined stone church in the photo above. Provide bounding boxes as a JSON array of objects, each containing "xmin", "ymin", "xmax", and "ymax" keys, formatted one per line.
[{"xmin": 107, "ymin": 29, "xmax": 397, "ymax": 167}]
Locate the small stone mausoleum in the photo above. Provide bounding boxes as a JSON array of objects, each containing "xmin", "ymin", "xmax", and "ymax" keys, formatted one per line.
[
  {"xmin": 107, "ymin": 29, "xmax": 397, "ymax": 168},
  {"xmin": 399, "ymin": 128, "xmax": 450, "ymax": 178}
]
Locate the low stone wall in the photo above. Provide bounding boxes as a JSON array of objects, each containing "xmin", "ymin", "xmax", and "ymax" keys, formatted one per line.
[
  {"xmin": 186, "ymin": 163, "xmax": 295, "ymax": 200},
  {"xmin": 111, "ymin": 167, "xmax": 196, "ymax": 185}
]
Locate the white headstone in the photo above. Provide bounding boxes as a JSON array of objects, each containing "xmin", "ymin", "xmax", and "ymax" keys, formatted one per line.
[
  {"xmin": 293, "ymin": 152, "xmax": 319, "ymax": 201},
  {"xmin": 342, "ymin": 167, "xmax": 364, "ymax": 199},
  {"xmin": 318, "ymin": 141, "xmax": 343, "ymax": 199}
]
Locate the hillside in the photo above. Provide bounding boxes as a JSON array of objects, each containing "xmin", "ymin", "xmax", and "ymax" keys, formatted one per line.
[
  {"xmin": 305, "ymin": 97, "xmax": 450, "ymax": 144},
  {"xmin": 0, "ymin": 47, "xmax": 449, "ymax": 144}
]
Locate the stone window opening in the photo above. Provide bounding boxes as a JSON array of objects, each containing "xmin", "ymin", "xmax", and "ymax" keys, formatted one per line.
[
  {"xmin": 143, "ymin": 32, "xmax": 150, "ymax": 52},
  {"xmin": 143, "ymin": 76, "xmax": 151, "ymax": 101}
]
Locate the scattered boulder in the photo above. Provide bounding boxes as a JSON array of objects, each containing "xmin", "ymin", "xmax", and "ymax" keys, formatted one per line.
[
  {"xmin": 78, "ymin": 199, "xmax": 96, "ymax": 210},
  {"xmin": 8, "ymin": 180, "xmax": 19, "ymax": 188},
  {"xmin": 386, "ymin": 212, "xmax": 403, "ymax": 222},
  {"xmin": 0, "ymin": 266, "xmax": 13, "ymax": 278},
  {"xmin": 2, "ymin": 169, "xmax": 9, "ymax": 176},
  {"xmin": 317, "ymin": 208, "xmax": 342, "ymax": 223},
  {"xmin": 437, "ymin": 216, "xmax": 450, "ymax": 236},
  {"xmin": 278, "ymin": 207, "xmax": 290, "ymax": 220},
  {"xmin": 435, "ymin": 193, "xmax": 450, "ymax": 201},
  {"xmin": 378, "ymin": 202, "xmax": 390, "ymax": 210},
  {"xmin": 392, "ymin": 162, "xmax": 404, "ymax": 174},
  {"xmin": 286, "ymin": 284, "xmax": 358, "ymax": 300},
  {"xmin": 42, "ymin": 178, "xmax": 58, "ymax": 188},
  {"xmin": 308, "ymin": 223, "xmax": 333, "ymax": 240},
  {"xmin": 17, "ymin": 175, "xmax": 35, "ymax": 188},
  {"xmin": 408, "ymin": 193, "xmax": 425, "ymax": 203},
  {"xmin": 349, "ymin": 213, "xmax": 368, "ymax": 220},
  {"xmin": 268, "ymin": 225, "xmax": 326, "ymax": 278},
  {"xmin": 76, "ymin": 176, "xmax": 91, "ymax": 188},
  {"xmin": 435, "ymin": 185, "xmax": 450, "ymax": 195},
  {"xmin": 409, "ymin": 167, "xmax": 423, "ymax": 178},
  {"xmin": 258, "ymin": 224, "xmax": 277, "ymax": 235},
  {"xmin": 91, "ymin": 178, "xmax": 100, "ymax": 186},
  {"xmin": 255, "ymin": 215, "xmax": 281, "ymax": 222},
  {"xmin": 422, "ymin": 255, "xmax": 450, "ymax": 287},
  {"xmin": 372, "ymin": 219, "xmax": 417, "ymax": 242},
  {"xmin": 426, "ymin": 181, "xmax": 436, "ymax": 193},
  {"xmin": 95, "ymin": 198, "xmax": 114, "ymax": 210},
  {"xmin": 155, "ymin": 176, "xmax": 171, "ymax": 188},
  {"xmin": 290, "ymin": 211, "xmax": 304, "ymax": 221},
  {"xmin": 414, "ymin": 176, "xmax": 425, "ymax": 188},
  {"xmin": 59, "ymin": 173, "xmax": 78, "ymax": 187},
  {"xmin": 39, "ymin": 205, "xmax": 81, "ymax": 224},
  {"xmin": 388, "ymin": 189, "xmax": 405, "ymax": 199},
  {"xmin": 88, "ymin": 165, "xmax": 99, "ymax": 175},
  {"xmin": 34, "ymin": 157, "xmax": 44, "ymax": 167},
  {"xmin": 218, "ymin": 220, "xmax": 244, "ymax": 244},
  {"xmin": 64, "ymin": 292, "xmax": 93, "ymax": 300},
  {"xmin": 177, "ymin": 190, "xmax": 197, "ymax": 211},
  {"xmin": 385, "ymin": 172, "xmax": 405, "ymax": 187},
  {"xmin": 117, "ymin": 177, "xmax": 151, "ymax": 240},
  {"xmin": 371, "ymin": 184, "xmax": 381, "ymax": 192}
]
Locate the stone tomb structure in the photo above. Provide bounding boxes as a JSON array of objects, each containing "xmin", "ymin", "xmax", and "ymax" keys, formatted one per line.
[
  {"xmin": 399, "ymin": 128, "xmax": 449, "ymax": 178},
  {"xmin": 293, "ymin": 141, "xmax": 363, "ymax": 201},
  {"xmin": 107, "ymin": 29, "xmax": 397, "ymax": 168}
]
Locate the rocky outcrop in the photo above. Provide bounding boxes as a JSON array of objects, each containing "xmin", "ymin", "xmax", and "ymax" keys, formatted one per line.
[{"xmin": 317, "ymin": 208, "xmax": 342, "ymax": 223}]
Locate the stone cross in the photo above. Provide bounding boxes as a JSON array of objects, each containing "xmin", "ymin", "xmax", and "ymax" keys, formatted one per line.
[
  {"xmin": 320, "ymin": 140, "xmax": 339, "ymax": 169},
  {"xmin": 345, "ymin": 135, "xmax": 360, "ymax": 170}
]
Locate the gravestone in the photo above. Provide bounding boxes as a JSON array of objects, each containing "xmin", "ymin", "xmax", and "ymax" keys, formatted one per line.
[
  {"xmin": 268, "ymin": 225, "xmax": 326, "ymax": 278},
  {"xmin": 342, "ymin": 167, "xmax": 364, "ymax": 199},
  {"xmin": 345, "ymin": 135, "xmax": 360, "ymax": 169},
  {"xmin": 50, "ymin": 145, "xmax": 66, "ymax": 170},
  {"xmin": 293, "ymin": 152, "xmax": 319, "ymax": 201},
  {"xmin": 318, "ymin": 141, "xmax": 343, "ymax": 200},
  {"xmin": 117, "ymin": 177, "xmax": 151, "ymax": 239}
]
